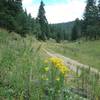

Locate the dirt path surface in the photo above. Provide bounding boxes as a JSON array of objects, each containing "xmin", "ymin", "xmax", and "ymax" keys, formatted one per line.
[{"xmin": 44, "ymin": 49, "xmax": 100, "ymax": 74}]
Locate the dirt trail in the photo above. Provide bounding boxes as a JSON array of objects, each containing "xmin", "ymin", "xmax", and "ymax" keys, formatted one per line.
[{"xmin": 44, "ymin": 49, "xmax": 100, "ymax": 74}]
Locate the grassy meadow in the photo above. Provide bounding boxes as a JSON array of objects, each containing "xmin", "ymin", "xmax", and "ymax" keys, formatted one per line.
[
  {"xmin": 45, "ymin": 40, "xmax": 100, "ymax": 71},
  {"xmin": 0, "ymin": 29, "xmax": 100, "ymax": 100}
]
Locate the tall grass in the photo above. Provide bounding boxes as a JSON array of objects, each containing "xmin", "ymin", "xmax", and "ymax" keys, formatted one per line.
[
  {"xmin": 0, "ymin": 30, "xmax": 99, "ymax": 100},
  {"xmin": 0, "ymin": 30, "xmax": 41, "ymax": 99}
]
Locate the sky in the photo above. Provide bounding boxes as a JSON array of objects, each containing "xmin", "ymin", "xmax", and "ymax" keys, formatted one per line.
[{"xmin": 22, "ymin": 0, "xmax": 86, "ymax": 23}]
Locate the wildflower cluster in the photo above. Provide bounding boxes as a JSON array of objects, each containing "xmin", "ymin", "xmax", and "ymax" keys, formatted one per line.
[
  {"xmin": 40, "ymin": 57, "xmax": 73, "ymax": 99},
  {"xmin": 49, "ymin": 57, "xmax": 70, "ymax": 75}
]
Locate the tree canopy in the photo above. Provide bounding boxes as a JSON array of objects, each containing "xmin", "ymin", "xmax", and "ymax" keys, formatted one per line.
[{"xmin": 0, "ymin": 0, "xmax": 100, "ymax": 41}]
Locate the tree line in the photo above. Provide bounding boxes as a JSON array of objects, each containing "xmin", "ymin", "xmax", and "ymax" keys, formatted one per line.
[
  {"xmin": 0, "ymin": 0, "xmax": 100, "ymax": 42},
  {"xmin": 0, "ymin": 0, "xmax": 49, "ymax": 40},
  {"xmin": 0, "ymin": 0, "xmax": 34, "ymax": 36},
  {"xmin": 71, "ymin": 0, "xmax": 100, "ymax": 41},
  {"xmin": 0, "ymin": 0, "xmax": 70, "ymax": 42},
  {"xmin": 0, "ymin": 0, "xmax": 80, "ymax": 42}
]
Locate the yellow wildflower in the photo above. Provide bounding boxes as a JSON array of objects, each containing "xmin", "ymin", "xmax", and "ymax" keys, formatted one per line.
[{"xmin": 48, "ymin": 57, "xmax": 71, "ymax": 75}]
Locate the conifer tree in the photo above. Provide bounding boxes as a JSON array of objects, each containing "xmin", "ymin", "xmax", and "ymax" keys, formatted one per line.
[
  {"xmin": 98, "ymin": 0, "xmax": 100, "ymax": 20},
  {"xmin": 71, "ymin": 18, "xmax": 80, "ymax": 41},
  {"xmin": 83, "ymin": 0, "xmax": 98, "ymax": 39},
  {"xmin": 37, "ymin": 1, "xmax": 49, "ymax": 41}
]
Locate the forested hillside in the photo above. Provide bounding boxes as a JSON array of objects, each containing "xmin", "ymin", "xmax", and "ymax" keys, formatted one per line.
[
  {"xmin": 50, "ymin": 21, "xmax": 74, "ymax": 41},
  {"xmin": 52, "ymin": 21, "xmax": 74, "ymax": 33},
  {"xmin": 0, "ymin": 0, "xmax": 50, "ymax": 40},
  {"xmin": 0, "ymin": 0, "xmax": 35, "ymax": 36},
  {"xmin": 1, "ymin": 0, "xmax": 100, "ymax": 42}
]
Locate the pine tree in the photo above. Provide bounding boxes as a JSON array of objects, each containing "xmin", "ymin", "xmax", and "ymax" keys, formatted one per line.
[
  {"xmin": 84, "ymin": 0, "xmax": 97, "ymax": 25},
  {"xmin": 0, "ymin": 0, "xmax": 8, "ymax": 27},
  {"xmin": 83, "ymin": 0, "xmax": 98, "ymax": 39},
  {"xmin": 37, "ymin": 1, "xmax": 49, "ymax": 41},
  {"xmin": 71, "ymin": 18, "xmax": 80, "ymax": 41},
  {"xmin": 97, "ymin": 0, "xmax": 100, "ymax": 38},
  {"xmin": 15, "ymin": 0, "xmax": 23, "ymax": 13},
  {"xmin": 98, "ymin": 0, "xmax": 100, "ymax": 21},
  {"xmin": 0, "ymin": 0, "xmax": 35, "ymax": 35},
  {"xmin": 0, "ymin": 0, "xmax": 23, "ymax": 31}
]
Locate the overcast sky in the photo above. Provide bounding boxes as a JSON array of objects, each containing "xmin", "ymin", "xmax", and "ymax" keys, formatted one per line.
[{"xmin": 22, "ymin": 0, "xmax": 86, "ymax": 23}]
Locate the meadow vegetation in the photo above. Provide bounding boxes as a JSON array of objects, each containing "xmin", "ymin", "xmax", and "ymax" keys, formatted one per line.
[
  {"xmin": 0, "ymin": 29, "xmax": 100, "ymax": 100},
  {"xmin": 45, "ymin": 40, "xmax": 100, "ymax": 71}
]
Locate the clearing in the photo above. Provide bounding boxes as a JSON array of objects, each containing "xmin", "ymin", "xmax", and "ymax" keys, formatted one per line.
[{"xmin": 43, "ymin": 49, "xmax": 100, "ymax": 74}]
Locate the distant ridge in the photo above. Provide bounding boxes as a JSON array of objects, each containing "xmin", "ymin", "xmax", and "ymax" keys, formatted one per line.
[{"xmin": 51, "ymin": 21, "xmax": 75, "ymax": 34}]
